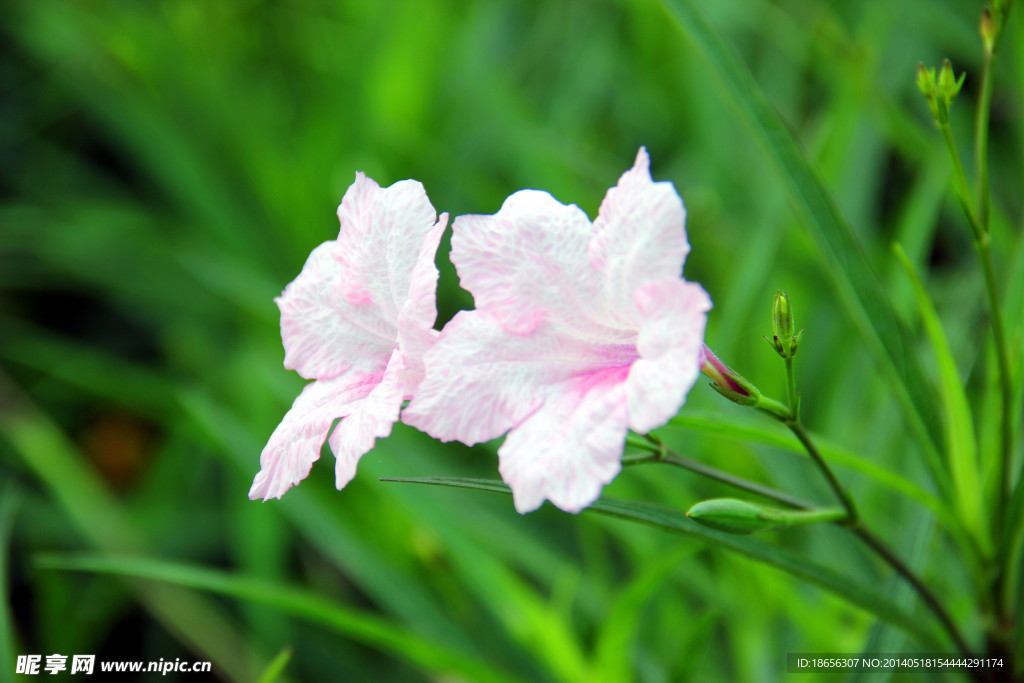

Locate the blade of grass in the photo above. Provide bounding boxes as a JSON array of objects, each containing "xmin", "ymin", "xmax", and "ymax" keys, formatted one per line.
[
  {"xmin": 892, "ymin": 243, "xmax": 987, "ymax": 554},
  {"xmin": 592, "ymin": 546, "xmax": 697, "ymax": 683},
  {"xmin": 657, "ymin": 0, "xmax": 949, "ymax": 499},
  {"xmin": 254, "ymin": 647, "xmax": 293, "ymax": 683},
  {"xmin": 382, "ymin": 477, "xmax": 945, "ymax": 649},
  {"xmin": 35, "ymin": 554, "xmax": 522, "ymax": 683}
]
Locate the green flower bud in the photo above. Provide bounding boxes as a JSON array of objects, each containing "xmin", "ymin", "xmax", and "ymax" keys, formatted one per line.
[
  {"xmin": 772, "ymin": 290, "xmax": 795, "ymax": 341},
  {"xmin": 767, "ymin": 291, "xmax": 802, "ymax": 359},
  {"xmin": 981, "ymin": 7, "xmax": 996, "ymax": 55},
  {"xmin": 686, "ymin": 498, "xmax": 848, "ymax": 535},
  {"xmin": 916, "ymin": 62, "xmax": 935, "ymax": 98},
  {"xmin": 937, "ymin": 59, "xmax": 966, "ymax": 105}
]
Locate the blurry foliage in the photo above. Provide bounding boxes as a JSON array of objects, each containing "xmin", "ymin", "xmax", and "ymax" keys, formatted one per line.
[{"xmin": 0, "ymin": 0, "xmax": 1020, "ymax": 681}]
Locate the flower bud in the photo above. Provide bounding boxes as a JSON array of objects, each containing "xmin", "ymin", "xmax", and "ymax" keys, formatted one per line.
[
  {"xmin": 700, "ymin": 345, "xmax": 760, "ymax": 407},
  {"xmin": 937, "ymin": 59, "xmax": 966, "ymax": 104},
  {"xmin": 981, "ymin": 7, "xmax": 996, "ymax": 55},
  {"xmin": 768, "ymin": 291, "xmax": 801, "ymax": 359},
  {"xmin": 686, "ymin": 498, "xmax": 847, "ymax": 535},
  {"xmin": 773, "ymin": 289, "xmax": 793, "ymax": 337}
]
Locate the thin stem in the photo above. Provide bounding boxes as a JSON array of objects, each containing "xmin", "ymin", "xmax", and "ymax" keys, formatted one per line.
[
  {"xmin": 939, "ymin": 121, "xmax": 985, "ymax": 241},
  {"xmin": 975, "ymin": 50, "xmax": 995, "ymax": 231},
  {"xmin": 784, "ymin": 419, "xmax": 974, "ymax": 657},
  {"xmin": 624, "ymin": 436, "xmax": 814, "ymax": 510},
  {"xmin": 854, "ymin": 526, "xmax": 975, "ymax": 658},
  {"xmin": 784, "ymin": 357, "xmax": 798, "ymax": 419},
  {"xmin": 787, "ymin": 421, "xmax": 858, "ymax": 525}
]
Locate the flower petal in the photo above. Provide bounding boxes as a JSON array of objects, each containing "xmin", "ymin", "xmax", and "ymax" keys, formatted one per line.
[
  {"xmin": 403, "ymin": 311, "xmax": 621, "ymax": 445},
  {"xmin": 452, "ymin": 190, "xmax": 622, "ymax": 341},
  {"xmin": 328, "ymin": 351, "xmax": 407, "ymax": 489},
  {"xmin": 335, "ymin": 174, "xmax": 443, "ymax": 321},
  {"xmin": 278, "ymin": 242, "xmax": 396, "ymax": 380},
  {"xmin": 249, "ymin": 369, "xmax": 382, "ymax": 501},
  {"xmin": 589, "ymin": 148, "xmax": 690, "ymax": 324},
  {"xmin": 396, "ymin": 215, "xmax": 448, "ymax": 389},
  {"xmin": 499, "ymin": 375, "xmax": 629, "ymax": 514},
  {"xmin": 626, "ymin": 278, "xmax": 711, "ymax": 434}
]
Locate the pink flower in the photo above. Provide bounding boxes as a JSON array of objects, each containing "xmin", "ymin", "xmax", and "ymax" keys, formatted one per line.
[
  {"xmin": 404, "ymin": 148, "xmax": 711, "ymax": 514},
  {"xmin": 250, "ymin": 173, "xmax": 448, "ymax": 500}
]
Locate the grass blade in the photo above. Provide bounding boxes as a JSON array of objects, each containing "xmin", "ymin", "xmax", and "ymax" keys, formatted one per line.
[
  {"xmin": 383, "ymin": 477, "xmax": 944, "ymax": 649},
  {"xmin": 892, "ymin": 244, "xmax": 987, "ymax": 553},
  {"xmin": 36, "ymin": 554, "xmax": 521, "ymax": 683}
]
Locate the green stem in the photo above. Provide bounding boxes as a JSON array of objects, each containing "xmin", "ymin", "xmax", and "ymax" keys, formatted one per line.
[
  {"xmin": 783, "ymin": 418, "xmax": 974, "ymax": 657},
  {"xmin": 938, "ymin": 121, "xmax": 985, "ymax": 241},
  {"xmin": 975, "ymin": 50, "xmax": 995, "ymax": 231},
  {"xmin": 624, "ymin": 436, "xmax": 814, "ymax": 510},
  {"xmin": 786, "ymin": 421, "xmax": 859, "ymax": 526},
  {"xmin": 784, "ymin": 356, "xmax": 798, "ymax": 419},
  {"xmin": 854, "ymin": 526, "xmax": 975, "ymax": 658}
]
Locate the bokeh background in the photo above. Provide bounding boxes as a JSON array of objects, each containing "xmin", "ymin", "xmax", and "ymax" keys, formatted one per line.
[{"xmin": 2, "ymin": 0, "xmax": 1021, "ymax": 681}]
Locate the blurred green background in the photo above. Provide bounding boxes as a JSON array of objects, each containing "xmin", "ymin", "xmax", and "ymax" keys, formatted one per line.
[{"xmin": 1, "ymin": 0, "xmax": 1020, "ymax": 681}]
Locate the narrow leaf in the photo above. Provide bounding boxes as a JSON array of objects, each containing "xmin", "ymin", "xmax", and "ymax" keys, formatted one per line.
[
  {"xmin": 893, "ymin": 243, "xmax": 987, "ymax": 552},
  {"xmin": 36, "ymin": 554, "xmax": 521, "ymax": 683},
  {"xmin": 383, "ymin": 477, "xmax": 944, "ymax": 649}
]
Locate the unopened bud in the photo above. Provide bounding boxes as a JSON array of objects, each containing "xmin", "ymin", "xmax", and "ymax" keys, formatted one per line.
[
  {"xmin": 767, "ymin": 291, "xmax": 802, "ymax": 359},
  {"xmin": 772, "ymin": 290, "xmax": 795, "ymax": 341},
  {"xmin": 981, "ymin": 7, "xmax": 996, "ymax": 55},
  {"xmin": 686, "ymin": 498, "xmax": 847, "ymax": 535},
  {"xmin": 700, "ymin": 345, "xmax": 760, "ymax": 407},
  {"xmin": 938, "ymin": 59, "xmax": 966, "ymax": 103}
]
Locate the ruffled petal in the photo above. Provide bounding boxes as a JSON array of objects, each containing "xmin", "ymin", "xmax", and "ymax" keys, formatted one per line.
[
  {"xmin": 278, "ymin": 242, "xmax": 396, "ymax": 380},
  {"xmin": 328, "ymin": 351, "xmax": 407, "ymax": 489},
  {"xmin": 451, "ymin": 190, "xmax": 624, "ymax": 342},
  {"xmin": 589, "ymin": 148, "xmax": 690, "ymax": 325},
  {"xmin": 626, "ymin": 278, "xmax": 711, "ymax": 434},
  {"xmin": 499, "ymin": 374, "xmax": 629, "ymax": 514},
  {"xmin": 396, "ymin": 216, "xmax": 448, "ymax": 389},
  {"xmin": 249, "ymin": 369, "xmax": 382, "ymax": 501},
  {"xmin": 335, "ymin": 174, "xmax": 442, "ymax": 321},
  {"xmin": 403, "ymin": 311, "xmax": 622, "ymax": 445}
]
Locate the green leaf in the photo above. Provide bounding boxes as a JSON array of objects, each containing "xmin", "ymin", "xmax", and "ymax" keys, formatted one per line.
[
  {"xmin": 254, "ymin": 647, "xmax": 293, "ymax": 683},
  {"xmin": 893, "ymin": 244, "xmax": 987, "ymax": 553},
  {"xmin": 36, "ymin": 554, "xmax": 520, "ymax": 683},
  {"xmin": 657, "ymin": 0, "xmax": 950, "ymax": 499},
  {"xmin": 382, "ymin": 477, "xmax": 944, "ymax": 649},
  {"xmin": 592, "ymin": 546, "xmax": 698, "ymax": 683}
]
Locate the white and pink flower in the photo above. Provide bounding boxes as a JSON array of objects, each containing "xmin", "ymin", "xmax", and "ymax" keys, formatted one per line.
[
  {"xmin": 404, "ymin": 148, "xmax": 711, "ymax": 513},
  {"xmin": 249, "ymin": 173, "xmax": 448, "ymax": 500}
]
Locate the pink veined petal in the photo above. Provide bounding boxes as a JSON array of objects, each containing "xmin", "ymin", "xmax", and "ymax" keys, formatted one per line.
[
  {"xmin": 249, "ymin": 369, "xmax": 383, "ymax": 501},
  {"xmin": 278, "ymin": 241, "xmax": 396, "ymax": 380},
  {"xmin": 589, "ymin": 147, "xmax": 690, "ymax": 326},
  {"xmin": 452, "ymin": 190, "xmax": 625, "ymax": 343},
  {"xmin": 396, "ymin": 215, "xmax": 448, "ymax": 389},
  {"xmin": 335, "ymin": 174, "xmax": 442, "ymax": 321},
  {"xmin": 626, "ymin": 278, "xmax": 712, "ymax": 434},
  {"xmin": 328, "ymin": 350, "xmax": 407, "ymax": 490},
  {"xmin": 499, "ymin": 373, "xmax": 630, "ymax": 514},
  {"xmin": 403, "ymin": 311, "xmax": 632, "ymax": 445}
]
